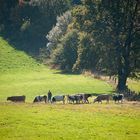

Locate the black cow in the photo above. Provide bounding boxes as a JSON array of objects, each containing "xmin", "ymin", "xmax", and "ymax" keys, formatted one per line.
[
  {"xmin": 67, "ymin": 94, "xmax": 83, "ymax": 104},
  {"xmin": 75, "ymin": 94, "xmax": 83, "ymax": 104},
  {"xmin": 93, "ymin": 94, "xmax": 110, "ymax": 104},
  {"xmin": 7, "ymin": 95, "xmax": 26, "ymax": 102},
  {"xmin": 113, "ymin": 94, "xmax": 124, "ymax": 103},
  {"xmin": 33, "ymin": 95, "xmax": 47, "ymax": 103},
  {"xmin": 82, "ymin": 94, "xmax": 92, "ymax": 103},
  {"xmin": 67, "ymin": 95, "xmax": 75, "ymax": 104}
]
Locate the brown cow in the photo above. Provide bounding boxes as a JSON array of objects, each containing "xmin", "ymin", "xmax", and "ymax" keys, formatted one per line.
[{"xmin": 7, "ymin": 95, "xmax": 26, "ymax": 102}]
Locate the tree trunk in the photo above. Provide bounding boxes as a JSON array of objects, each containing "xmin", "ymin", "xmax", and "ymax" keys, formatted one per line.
[
  {"xmin": 116, "ymin": 0, "xmax": 139, "ymax": 92},
  {"xmin": 116, "ymin": 44, "xmax": 127, "ymax": 91},
  {"xmin": 117, "ymin": 67, "xmax": 128, "ymax": 91}
]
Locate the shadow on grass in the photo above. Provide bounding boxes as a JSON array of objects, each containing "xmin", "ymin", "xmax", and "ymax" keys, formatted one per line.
[
  {"xmin": 91, "ymin": 90, "xmax": 116, "ymax": 96},
  {"xmin": 53, "ymin": 71, "xmax": 80, "ymax": 76}
]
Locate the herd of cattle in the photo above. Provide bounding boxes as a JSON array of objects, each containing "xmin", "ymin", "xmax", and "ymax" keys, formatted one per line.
[{"xmin": 7, "ymin": 93, "xmax": 124, "ymax": 104}]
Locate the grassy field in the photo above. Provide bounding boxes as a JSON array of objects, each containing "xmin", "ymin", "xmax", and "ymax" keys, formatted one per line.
[
  {"xmin": 0, "ymin": 102, "xmax": 140, "ymax": 140},
  {"xmin": 0, "ymin": 37, "xmax": 113, "ymax": 102},
  {"xmin": 127, "ymin": 79, "xmax": 140, "ymax": 93},
  {"xmin": 0, "ymin": 37, "xmax": 41, "ymax": 73},
  {"xmin": 0, "ymin": 67, "xmax": 113, "ymax": 102},
  {"xmin": 0, "ymin": 37, "xmax": 140, "ymax": 140}
]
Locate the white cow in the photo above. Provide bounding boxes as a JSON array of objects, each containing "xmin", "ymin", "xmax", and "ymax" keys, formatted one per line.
[{"xmin": 52, "ymin": 95, "xmax": 65, "ymax": 104}]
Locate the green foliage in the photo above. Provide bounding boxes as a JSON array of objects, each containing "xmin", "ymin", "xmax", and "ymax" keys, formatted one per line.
[
  {"xmin": 73, "ymin": 33, "xmax": 95, "ymax": 72},
  {"xmin": 0, "ymin": 0, "xmax": 71, "ymax": 53},
  {"xmin": 46, "ymin": 11, "xmax": 72, "ymax": 51},
  {"xmin": 44, "ymin": 0, "xmax": 139, "ymax": 92},
  {"xmin": 20, "ymin": 20, "xmax": 31, "ymax": 31},
  {"xmin": 32, "ymin": 0, "xmax": 71, "ymax": 15},
  {"xmin": 50, "ymin": 30, "xmax": 79, "ymax": 71},
  {"xmin": 98, "ymin": 0, "xmax": 140, "ymax": 90}
]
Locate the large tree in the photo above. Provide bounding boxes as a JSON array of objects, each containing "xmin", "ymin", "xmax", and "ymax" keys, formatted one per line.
[
  {"xmin": 72, "ymin": 0, "xmax": 140, "ymax": 91},
  {"xmin": 100, "ymin": 0, "xmax": 139, "ymax": 91}
]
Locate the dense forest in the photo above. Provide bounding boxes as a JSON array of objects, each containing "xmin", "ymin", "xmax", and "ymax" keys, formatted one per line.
[{"xmin": 0, "ymin": 0, "xmax": 140, "ymax": 91}]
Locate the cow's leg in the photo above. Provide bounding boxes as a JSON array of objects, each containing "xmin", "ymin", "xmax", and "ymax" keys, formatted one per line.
[
  {"xmin": 107, "ymin": 99, "xmax": 109, "ymax": 104},
  {"xmin": 87, "ymin": 99, "xmax": 89, "ymax": 104},
  {"xmin": 63, "ymin": 99, "xmax": 65, "ymax": 104},
  {"xmin": 72, "ymin": 100, "xmax": 74, "ymax": 104},
  {"xmin": 77, "ymin": 100, "xmax": 79, "ymax": 104}
]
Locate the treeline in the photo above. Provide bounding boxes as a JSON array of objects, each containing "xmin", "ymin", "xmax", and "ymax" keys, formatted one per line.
[
  {"xmin": 45, "ymin": 0, "xmax": 140, "ymax": 91},
  {"xmin": 0, "ymin": 0, "xmax": 77, "ymax": 53}
]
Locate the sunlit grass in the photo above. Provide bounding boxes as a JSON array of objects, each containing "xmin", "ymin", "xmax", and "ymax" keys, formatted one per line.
[
  {"xmin": 0, "ymin": 35, "xmax": 140, "ymax": 140},
  {"xmin": 0, "ymin": 102, "xmax": 140, "ymax": 140},
  {"xmin": 127, "ymin": 79, "xmax": 140, "ymax": 93},
  {"xmin": 0, "ymin": 37, "xmax": 113, "ymax": 102},
  {"xmin": 0, "ymin": 68, "xmax": 113, "ymax": 102}
]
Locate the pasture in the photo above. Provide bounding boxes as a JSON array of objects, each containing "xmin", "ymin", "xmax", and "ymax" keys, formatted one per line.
[
  {"xmin": 0, "ymin": 37, "xmax": 140, "ymax": 140},
  {"xmin": 0, "ymin": 102, "xmax": 140, "ymax": 140},
  {"xmin": 0, "ymin": 37, "xmax": 113, "ymax": 102},
  {"xmin": 0, "ymin": 68, "xmax": 113, "ymax": 102},
  {"xmin": 127, "ymin": 79, "xmax": 140, "ymax": 93}
]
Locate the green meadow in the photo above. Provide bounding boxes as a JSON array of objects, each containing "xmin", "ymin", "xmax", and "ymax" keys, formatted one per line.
[
  {"xmin": 0, "ymin": 37, "xmax": 113, "ymax": 102},
  {"xmin": 0, "ymin": 103, "xmax": 140, "ymax": 140},
  {"xmin": 127, "ymin": 79, "xmax": 140, "ymax": 93},
  {"xmin": 0, "ymin": 37, "xmax": 140, "ymax": 140}
]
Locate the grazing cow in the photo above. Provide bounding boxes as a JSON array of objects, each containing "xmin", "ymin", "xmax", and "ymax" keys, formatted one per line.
[
  {"xmin": 113, "ymin": 94, "xmax": 124, "ymax": 103},
  {"xmin": 33, "ymin": 95, "xmax": 47, "ymax": 103},
  {"xmin": 52, "ymin": 95, "xmax": 65, "ymax": 104},
  {"xmin": 82, "ymin": 94, "xmax": 92, "ymax": 103},
  {"xmin": 67, "ymin": 94, "xmax": 83, "ymax": 104},
  {"xmin": 75, "ymin": 94, "xmax": 83, "ymax": 104},
  {"xmin": 74, "ymin": 94, "xmax": 83, "ymax": 104},
  {"xmin": 7, "ymin": 95, "xmax": 26, "ymax": 102},
  {"xmin": 93, "ymin": 94, "xmax": 110, "ymax": 103},
  {"xmin": 67, "ymin": 95, "xmax": 76, "ymax": 104}
]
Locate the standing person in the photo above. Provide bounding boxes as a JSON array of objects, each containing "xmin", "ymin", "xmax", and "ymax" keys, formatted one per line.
[{"xmin": 48, "ymin": 90, "xmax": 52, "ymax": 103}]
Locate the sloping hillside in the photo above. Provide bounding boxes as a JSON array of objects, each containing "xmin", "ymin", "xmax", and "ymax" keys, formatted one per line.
[
  {"xmin": 0, "ymin": 37, "xmax": 113, "ymax": 101},
  {"xmin": 0, "ymin": 37, "xmax": 41, "ymax": 73}
]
